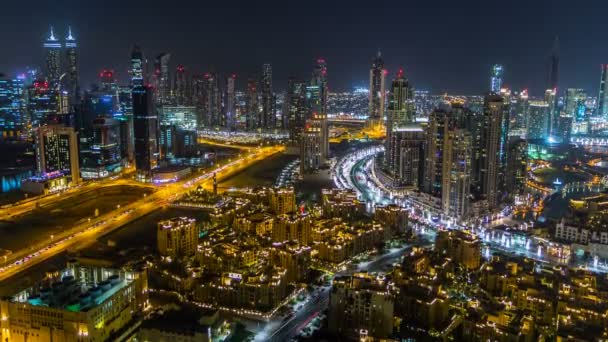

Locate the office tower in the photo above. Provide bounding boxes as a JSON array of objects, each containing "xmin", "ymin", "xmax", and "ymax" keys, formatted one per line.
[
  {"xmin": 64, "ymin": 27, "xmax": 78, "ymax": 103},
  {"xmin": 154, "ymin": 53, "xmax": 171, "ymax": 105},
  {"xmin": 116, "ymin": 86, "xmax": 134, "ymax": 162},
  {"xmin": 81, "ymin": 117, "xmax": 122, "ymax": 179},
  {"xmin": 441, "ymin": 129, "xmax": 472, "ymax": 219},
  {"xmin": 132, "ymin": 85, "xmax": 158, "ymax": 181},
  {"xmin": 385, "ymin": 69, "xmax": 415, "ymax": 177},
  {"xmin": 527, "ymin": 100, "xmax": 550, "ymax": 139},
  {"xmin": 545, "ymin": 88, "xmax": 557, "ymax": 136},
  {"xmin": 490, "ymin": 64, "xmax": 504, "ymax": 93},
  {"xmin": 130, "ymin": 45, "xmax": 145, "ymax": 87},
  {"xmin": 158, "ymin": 122, "xmax": 176, "ymax": 160},
  {"xmin": 0, "ymin": 74, "xmax": 26, "ymax": 138},
  {"xmin": 368, "ymin": 51, "xmax": 386, "ymax": 128},
  {"xmin": 300, "ymin": 113, "xmax": 328, "ymax": 174},
  {"xmin": 546, "ymin": 36, "xmax": 559, "ymax": 91},
  {"xmin": 424, "ymin": 108, "xmax": 452, "ymax": 197},
  {"xmin": 513, "ymin": 89, "xmax": 529, "ymax": 130},
  {"xmin": 157, "ymin": 217, "xmax": 198, "ymax": 257},
  {"xmin": 43, "ymin": 27, "xmax": 62, "ymax": 86},
  {"xmin": 260, "ymin": 64, "xmax": 274, "ymax": 129},
  {"xmin": 389, "ymin": 126, "xmax": 425, "ymax": 188},
  {"xmin": 565, "ymin": 88, "xmax": 587, "ymax": 122},
  {"xmin": 506, "ymin": 138, "xmax": 528, "ymax": 196},
  {"xmin": 598, "ymin": 64, "xmax": 608, "ymax": 117},
  {"xmin": 27, "ymin": 80, "xmax": 58, "ymax": 126},
  {"xmin": 481, "ymin": 94, "xmax": 508, "ymax": 210},
  {"xmin": 202, "ymin": 72, "xmax": 221, "ymax": 127},
  {"xmin": 311, "ymin": 58, "xmax": 328, "ymax": 114},
  {"xmin": 329, "ymin": 274, "xmax": 394, "ymax": 340},
  {"xmin": 173, "ymin": 65, "xmax": 189, "ymax": 105},
  {"xmin": 245, "ymin": 78, "xmax": 258, "ymax": 130},
  {"xmin": 286, "ymin": 77, "xmax": 307, "ymax": 143},
  {"xmin": 34, "ymin": 124, "xmax": 80, "ymax": 184},
  {"xmin": 224, "ymin": 74, "xmax": 236, "ymax": 129}
]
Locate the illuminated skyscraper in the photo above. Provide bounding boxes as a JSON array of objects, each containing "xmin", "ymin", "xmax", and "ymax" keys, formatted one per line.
[
  {"xmin": 300, "ymin": 113, "xmax": 328, "ymax": 174},
  {"xmin": 597, "ymin": 64, "xmax": 608, "ymax": 117},
  {"xmin": 424, "ymin": 109, "xmax": 452, "ymax": 197},
  {"xmin": 442, "ymin": 129, "xmax": 472, "ymax": 220},
  {"xmin": 224, "ymin": 74, "xmax": 236, "ymax": 129},
  {"xmin": 130, "ymin": 45, "xmax": 145, "ymax": 88},
  {"xmin": 64, "ymin": 27, "xmax": 78, "ymax": 102},
  {"xmin": 0, "ymin": 74, "xmax": 26, "ymax": 139},
  {"xmin": 311, "ymin": 58, "xmax": 328, "ymax": 114},
  {"xmin": 385, "ymin": 69, "xmax": 415, "ymax": 179},
  {"xmin": 44, "ymin": 27, "xmax": 62, "ymax": 86},
  {"xmin": 368, "ymin": 51, "xmax": 386, "ymax": 128},
  {"xmin": 154, "ymin": 53, "xmax": 171, "ymax": 105},
  {"xmin": 132, "ymin": 85, "xmax": 158, "ymax": 181},
  {"xmin": 481, "ymin": 94, "xmax": 509, "ymax": 210},
  {"xmin": 286, "ymin": 77, "xmax": 307, "ymax": 143},
  {"xmin": 261, "ymin": 63, "xmax": 274, "ymax": 129},
  {"xmin": 388, "ymin": 126, "xmax": 425, "ymax": 188},
  {"xmin": 564, "ymin": 88, "xmax": 587, "ymax": 121},
  {"xmin": 245, "ymin": 78, "xmax": 258, "ymax": 130},
  {"xmin": 545, "ymin": 88, "xmax": 557, "ymax": 136},
  {"xmin": 490, "ymin": 64, "xmax": 503, "ymax": 93},
  {"xmin": 527, "ymin": 100, "xmax": 549, "ymax": 140},
  {"xmin": 202, "ymin": 72, "xmax": 221, "ymax": 127},
  {"xmin": 34, "ymin": 124, "xmax": 80, "ymax": 184}
]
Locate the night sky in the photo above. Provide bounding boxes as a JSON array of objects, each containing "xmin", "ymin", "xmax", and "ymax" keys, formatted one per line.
[{"xmin": 1, "ymin": 0, "xmax": 607, "ymax": 95}]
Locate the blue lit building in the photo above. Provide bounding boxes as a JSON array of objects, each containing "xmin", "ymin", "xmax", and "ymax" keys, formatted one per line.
[
  {"xmin": 0, "ymin": 74, "xmax": 26, "ymax": 138},
  {"xmin": 490, "ymin": 64, "xmax": 504, "ymax": 93}
]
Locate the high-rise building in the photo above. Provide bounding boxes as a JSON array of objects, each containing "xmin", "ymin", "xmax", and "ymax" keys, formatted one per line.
[
  {"xmin": 527, "ymin": 100, "xmax": 550, "ymax": 140},
  {"xmin": 513, "ymin": 89, "xmax": 529, "ymax": 131},
  {"xmin": 202, "ymin": 72, "xmax": 221, "ymax": 127},
  {"xmin": 130, "ymin": 45, "xmax": 145, "ymax": 88},
  {"xmin": 490, "ymin": 64, "xmax": 504, "ymax": 93},
  {"xmin": 260, "ymin": 64, "xmax": 274, "ymax": 129},
  {"xmin": 157, "ymin": 217, "xmax": 198, "ymax": 258},
  {"xmin": 34, "ymin": 124, "xmax": 80, "ymax": 184},
  {"xmin": 424, "ymin": 108, "xmax": 452, "ymax": 197},
  {"xmin": 27, "ymin": 80, "xmax": 57, "ymax": 127},
  {"xmin": 0, "ymin": 74, "xmax": 26, "ymax": 139},
  {"xmin": 245, "ymin": 78, "xmax": 258, "ymax": 130},
  {"xmin": 564, "ymin": 88, "xmax": 587, "ymax": 122},
  {"xmin": 153, "ymin": 53, "xmax": 171, "ymax": 105},
  {"xmin": 546, "ymin": 36, "xmax": 559, "ymax": 91},
  {"xmin": 506, "ymin": 138, "xmax": 528, "ymax": 196},
  {"xmin": 598, "ymin": 64, "xmax": 608, "ymax": 118},
  {"xmin": 545, "ymin": 88, "xmax": 557, "ymax": 136},
  {"xmin": 44, "ymin": 27, "xmax": 62, "ymax": 86},
  {"xmin": 80, "ymin": 117, "xmax": 123, "ymax": 179},
  {"xmin": 300, "ymin": 113, "xmax": 328, "ymax": 174},
  {"xmin": 311, "ymin": 58, "xmax": 328, "ymax": 114},
  {"xmin": 385, "ymin": 69, "xmax": 414, "ymax": 178},
  {"xmin": 442, "ymin": 129, "xmax": 472, "ymax": 220},
  {"xmin": 286, "ymin": 77, "xmax": 307, "ymax": 143},
  {"xmin": 64, "ymin": 26, "xmax": 78, "ymax": 105},
  {"xmin": 389, "ymin": 126, "xmax": 425, "ymax": 188},
  {"xmin": 224, "ymin": 74, "xmax": 237, "ymax": 129},
  {"xmin": 173, "ymin": 65, "xmax": 189, "ymax": 106},
  {"xmin": 132, "ymin": 85, "xmax": 158, "ymax": 182},
  {"xmin": 481, "ymin": 94, "xmax": 509, "ymax": 210},
  {"xmin": 368, "ymin": 51, "xmax": 386, "ymax": 128}
]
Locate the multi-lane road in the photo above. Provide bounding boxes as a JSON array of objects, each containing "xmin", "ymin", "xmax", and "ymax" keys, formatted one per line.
[{"xmin": 0, "ymin": 145, "xmax": 284, "ymax": 282}]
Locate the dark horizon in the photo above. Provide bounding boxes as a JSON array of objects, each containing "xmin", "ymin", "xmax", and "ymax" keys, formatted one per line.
[{"xmin": 1, "ymin": 0, "xmax": 607, "ymax": 95}]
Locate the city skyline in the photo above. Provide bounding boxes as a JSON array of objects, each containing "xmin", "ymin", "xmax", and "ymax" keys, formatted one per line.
[{"xmin": 1, "ymin": 0, "xmax": 607, "ymax": 94}]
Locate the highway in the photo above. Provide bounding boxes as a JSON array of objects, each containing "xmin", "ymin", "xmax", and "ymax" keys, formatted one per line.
[{"xmin": 0, "ymin": 145, "xmax": 284, "ymax": 282}]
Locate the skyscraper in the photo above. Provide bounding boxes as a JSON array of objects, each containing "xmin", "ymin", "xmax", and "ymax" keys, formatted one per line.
[
  {"xmin": 261, "ymin": 64, "xmax": 274, "ymax": 129},
  {"xmin": 490, "ymin": 64, "xmax": 504, "ymax": 93},
  {"xmin": 300, "ymin": 113, "xmax": 328, "ymax": 174},
  {"xmin": 564, "ymin": 88, "xmax": 587, "ymax": 121},
  {"xmin": 64, "ymin": 26, "xmax": 78, "ymax": 104},
  {"xmin": 224, "ymin": 74, "xmax": 236, "ymax": 129},
  {"xmin": 424, "ymin": 109, "xmax": 452, "ymax": 197},
  {"xmin": 173, "ymin": 65, "xmax": 189, "ymax": 106},
  {"xmin": 130, "ymin": 45, "xmax": 145, "ymax": 88},
  {"xmin": 311, "ymin": 58, "xmax": 328, "ymax": 114},
  {"xmin": 598, "ymin": 64, "xmax": 608, "ymax": 117},
  {"xmin": 442, "ymin": 129, "xmax": 472, "ymax": 220},
  {"xmin": 385, "ymin": 69, "xmax": 414, "ymax": 179},
  {"xmin": 545, "ymin": 88, "xmax": 557, "ymax": 136},
  {"xmin": 286, "ymin": 77, "xmax": 307, "ymax": 144},
  {"xmin": 132, "ymin": 85, "xmax": 158, "ymax": 181},
  {"xmin": 389, "ymin": 126, "xmax": 425, "ymax": 188},
  {"xmin": 245, "ymin": 78, "xmax": 258, "ymax": 130},
  {"xmin": 202, "ymin": 72, "xmax": 221, "ymax": 127},
  {"xmin": 546, "ymin": 36, "xmax": 560, "ymax": 91},
  {"xmin": 44, "ymin": 27, "xmax": 62, "ymax": 86},
  {"xmin": 154, "ymin": 53, "xmax": 171, "ymax": 105},
  {"xmin": 368, "ymin": 51, "xmax": 386, "ymax": 128},
  {"xmin": 34, "ymin": 124, "xmax": 80, "ymax": 185},
  {"xmin": 0, "ymin": 74, "xmax": 26, "ymax": 139},
  {"xmin": 481, "ymin": 94, "xmax": 508, "ymax": 210},
  {"xmin": 527, "ymin": 100, "xmax": 550, "ymax": 139}
]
